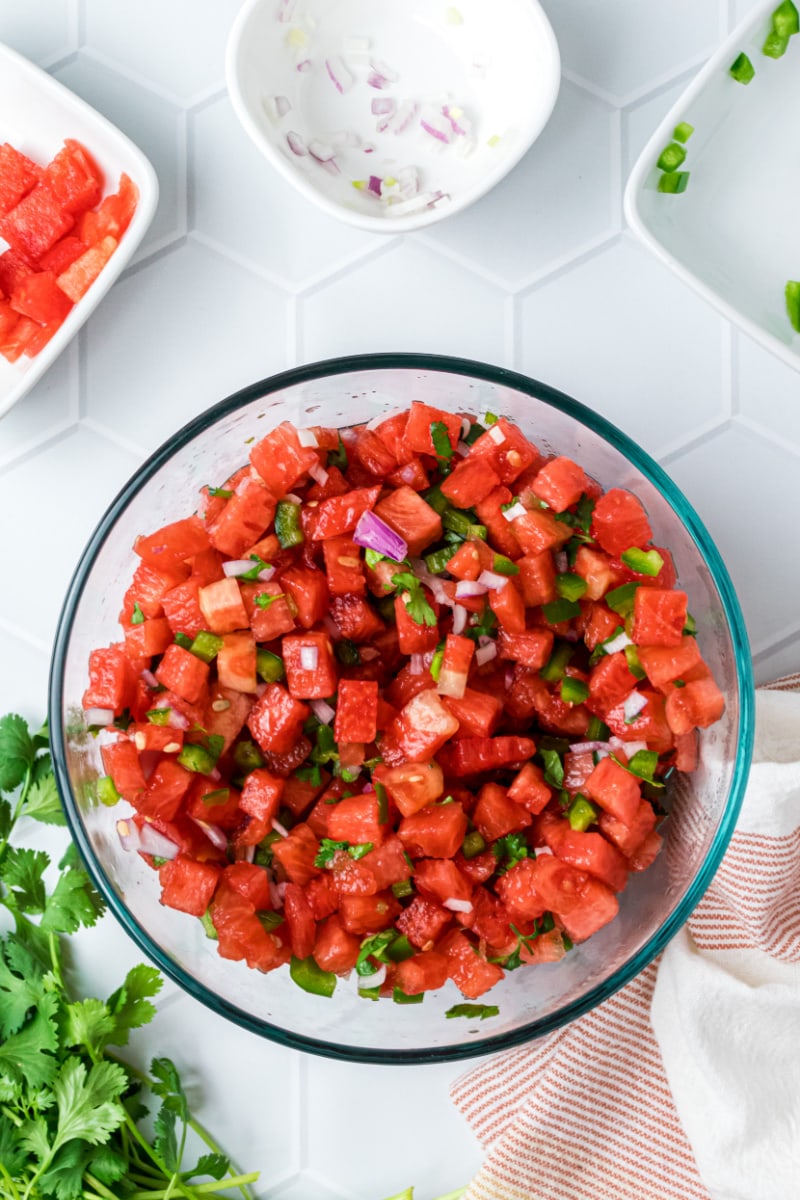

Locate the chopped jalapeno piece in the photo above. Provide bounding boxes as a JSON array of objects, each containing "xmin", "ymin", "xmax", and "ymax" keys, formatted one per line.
[
  {"xmin": 620, "ymin": 547, "xmax": 664, "ymax": 577},
  {"xmin": 393, "ymin": 987, "xmax": 424, "ymax": 1004},
  {"xmin": 673, "ymin": 121, "xmax": 694, "ymax": 143},
  {"xmin": 256, "ymin": 648, "xmax": 285, "ymax": 682},
  {"xmin": 605, "ymin": 581, "xmax": 640, "ymax": 617},
  {"xmin": 763, "ymin": 30, "xmax": 789, "ymax": 56},
  {"xmin": 657, "ymin": 142, "xmax": 686, "ymax": 172},
  {"xmin": 785, "ymin": 280, "xmax": 800, "ymax": 333},
  {"xmin": 462, "ymin": 830, "xmax": 487, "ymax": 859},
  {"xmin": 568, "ymin": 795, "xmax": 599, "ymax": 832},
  {"xmin": 555, "ymin": 573, "xmax": 588, "ymax": 602},
  {"xmin": 190, "ymin": 629, "xmax": 224, "ymax": 663},
  {"xmin": 729, "ymin": 51, "xmax": 755, "ymax": 82},
  {"xmin": 540, "ymin": 641, "xmax": 574, "ymax": 682},
  {"xmin": 289, "ymin": 955, "xmax": 337, "ymax": 997},
  {"xmin": 275, "ymin": 499, "xmax": 305, "ymax": 548},
  {"xmin": 560, "ymin": 676, "xmax": 589, "ymax": 705},
  {"xmin": 658, "ymin": 170, "xmax": 690, "ymax": 194},
  {"xmin": 425, "ymin": 543, "xmax": 459, "ymax": 574},
  {"xmin": 492, "ymin": 553, "xmax": 520, "ymax": 576},
  {"xmin": 542, "ymin": 598, "xmax": 582, "ymax": 624},
  {"xmin": 772, "ymin": 0, "xmax": 800, "ymax": 37},
  {"xmin": 97, "ymin": 774, "xmax": 120, "ymax": 806}
]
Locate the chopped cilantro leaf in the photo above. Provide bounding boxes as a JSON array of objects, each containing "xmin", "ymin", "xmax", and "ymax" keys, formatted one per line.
[
  {"xmin": 239, "ymin": 555, "xmax": 271, "ymax": 582},
  {"xmin": 492, "ymin": 832, "xmax": 529, "ymax": 875},
  {"xmin": 206, "ymin": 485, "xmax": 233, "ymax": 499},
  {"xmin": 391, "ymin": 571, "xmax": 437, "ymax": 627},
  {"xmin": 254, "ymin": 591, "xmax": 285, "ymax": 610},
  {"xmin": 446, "ymin": 1003, "xmax": 500, "ymax": 1020},
  {"xmin": 540, "ymin": 747, "xmax": 565, "ymax": 789},
  {"xmin": 430, "ymin": 420, "xmax": 454, "ymax": 472}
]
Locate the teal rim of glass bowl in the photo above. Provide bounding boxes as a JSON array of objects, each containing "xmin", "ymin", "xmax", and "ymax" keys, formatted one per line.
[{"xmin": 49, "ymin": 351, "xmax": 755, "ymax": 1065}]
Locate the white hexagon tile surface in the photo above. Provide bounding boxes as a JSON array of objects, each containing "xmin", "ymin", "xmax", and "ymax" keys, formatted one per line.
[{"xmin": 1, "ymin": 0, "xmax": 797, "ymax": 1197}]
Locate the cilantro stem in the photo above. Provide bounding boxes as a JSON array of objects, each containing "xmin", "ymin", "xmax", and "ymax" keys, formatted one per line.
[
  {"xmin": 0, "ymin": 763, "xmax": 30, "ymax": 865},
  {"xmin": 84, "ymin": 1174, "xmax": 125, "ymax": 1200},
  {"xmin": 0, "ymin": 1103, "xmax": 23, "ymax": 1126},
  {"xmin": 0, "ymin": 1161, "xmax": 23, "ymax": 1200},
  {"xmin": 107, "ymin": 1054, "xmax": 258, "ymax": 1200},
  {"xmin": 129, "ymin": 1180, "xmax": 261, "ymax": 1200}
]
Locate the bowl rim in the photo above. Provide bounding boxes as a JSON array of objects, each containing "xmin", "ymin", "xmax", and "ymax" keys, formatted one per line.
[
  {"xmin": 623, "ymin": 0, "xmax": 800, "ymax": 376},
  {"xmin": 0, "ymin": 39, "xmax": 160, "ymax": 421},
  {"xmin": 49, "ymin": 351, "xmax": 755, "ymax": 1064},
  {"xmin": 224, "ymin": 0, "xmax": 561, "ymax": 235}
]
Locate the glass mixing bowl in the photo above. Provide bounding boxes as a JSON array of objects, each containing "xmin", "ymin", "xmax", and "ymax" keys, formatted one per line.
[{"xmin": 50, "ymin": 353, "xmax": 754, "ymax": 1063}]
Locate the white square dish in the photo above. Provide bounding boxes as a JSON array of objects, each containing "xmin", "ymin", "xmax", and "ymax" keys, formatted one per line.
[
  {"xmin": 0, "ymin": 41, "xmax": 158, "ymax": 421},
  {"xmin": 624, "ymin": 0, "xmax": 800, "ymax": 373}
]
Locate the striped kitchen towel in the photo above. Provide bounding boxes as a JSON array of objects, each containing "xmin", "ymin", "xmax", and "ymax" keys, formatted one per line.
[{"xmin": 451, "ymin": 676, "xmax": 800, "ymax": 1200}]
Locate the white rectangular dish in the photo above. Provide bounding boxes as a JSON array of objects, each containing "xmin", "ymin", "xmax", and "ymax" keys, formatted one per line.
[
  {"xmin": 0, "ymin": 40, "xmax": 158, "ymax": 421},
  {"xmin": 624, "ymin": 0, "xmax": 800, "ymax": 372}
]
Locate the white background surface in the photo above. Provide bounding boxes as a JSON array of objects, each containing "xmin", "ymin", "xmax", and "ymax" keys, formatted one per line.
[{"xmin": 1, "ymin": 1, "xmax": 798, "ymax": 1197}]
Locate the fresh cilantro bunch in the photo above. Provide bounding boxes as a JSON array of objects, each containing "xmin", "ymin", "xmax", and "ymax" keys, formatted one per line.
[{"xmin": 0, "ymin": 713, "xmax": 259, "ymax": 1200}]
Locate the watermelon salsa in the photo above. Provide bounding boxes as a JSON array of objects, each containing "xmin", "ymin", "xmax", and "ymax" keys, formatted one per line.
[
  {"xmin": 83, "ymin": 403, "xmax": 725, "ymax": 1007},
  {"xmin": 0, "ymin": 138, "xmax": 138, "ymax": 363}
]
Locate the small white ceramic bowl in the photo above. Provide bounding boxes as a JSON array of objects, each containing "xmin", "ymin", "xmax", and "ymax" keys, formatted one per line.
[
  {"xmin": 0, "ymin": 41, "xmax": 158, "ymax": 421},
  {"xmin": 226, "ymin": 0, "xmax": 560, "ymax": 234},
  {"xmin": 624, "ymin": 0, "xmax": 800, "ymax": 373}
]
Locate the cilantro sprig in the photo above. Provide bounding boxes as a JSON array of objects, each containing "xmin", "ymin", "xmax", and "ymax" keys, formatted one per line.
[
  {"xmin": 391, "ymin": 571, "xmax": 437, "ymax": 627},
  {"xmin": 0, "ymin": 713, "xmax": 260, "ymax": 1200}
]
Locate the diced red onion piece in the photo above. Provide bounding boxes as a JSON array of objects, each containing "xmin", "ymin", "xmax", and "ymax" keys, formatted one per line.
[
  {"xmin": 269, "ymin": 878, "xmax": 284, "ymax": 909},
  {"xmin": 477, "ymin": 570, "xmax": 509, "ymax": 592},
  {"xmin": 409, "ymin": 653, "xmax": 425, "ymax": 676},
  {"xmin": 319, "ymin": 157, "xmax": 341, "ymax": 176},
  {"xmin": 264, "ymin": 94, "xmax": 292, "ymax": 121},
  {"xmin": 165, "ymin": 707, "xmax": 189, "ymax": 731},
  {"xmin": 297, "ymin": 427, "xmax": 319, "ymax": 447},
  {"xmin": 610, "ymin": 737, "xmax": 648, "ymax": 758},
  {"xmin": 367, "ymin": 174, "xmax": 383, "ymax": 196},
  {"xmin": 455, "ymin": 579, "xmax": 488, "ymax": 599},
  {"xmin": 360, "ymin": 646, "xmax": 380, "ymax": 661},
  {"xmin": 371, "ymin": 97, "xmax": 395, "ymax": 116},
  {"xmin": 257, "ymin": 566, "xmax": 276, "ymax": 582},
  {"xmin": 139, "ymin": 822, "xmax": 180, "ymax": 860},
  {"xmin": 85, "ymin": 707, "xmax": 114, "ymax": 726},
  {"xmin": 353, "ymin": 509, "xmax": 408, "ymax": 562},
  {"xmin": 623, "ymin": 691, "xmax": 648, "ymax": 722},
  {"xmin": 223, "ymin": 559, "xmax": 256, "ymax": 577},
  {"xmin": 309, "ymin": 139, "xmax": 336, "ymax": 163},
  {"xmin": 256, "ymin": 681, "xmax": 267, "ymax": 697},
  {"xmin": 456, "ymin": 441, "xmax": 471, "ymax": 457},
  {"xmin": 421, "ymin": 117, "xmax": 450, "ymax": 144},
  {"xmin": 386, "ymin": 190, "xmax": 441, "ymax": 218},
  {"xmin": 116, "ymin": 819, "xmax": 141, "ymax": 852},
  {"xmin": 452, "ymin": 603, "xmax": 468, "ymax": 635},
  {"xmin": 568, "ymin": 740, "xmax": 612, "ymax": 755},
  {"xmin": 286, "ymin": 131, "xmax": 307, "ymax": 156},
  {"xmin": 371, "ymin": 56, "xmax": 398, "ymax": 82},
  {"xmin": 443, "ymin": 897, "xmax": 473, "ymax": 914},
  {"xmin": 326, "ymin": 55, "xmax": 354, "ymax": 93},
  {"xmin": 437, "ymin": 667, "xmax": 468, "ymax": 699},
  {"xmin": 271, "ymin": 818, "xmax": 289, "ymax": 839},
  {"xmin": 442, "ymin": 104, "xmax": 471, "ymax": 137},
  {"xmin": 386, "ymin": 100, "xmax": 418, "ymax": 134},
  {"xmin": 310, "ymin": 698, "xmax": 336, "ymax": 725},
  {"xmin": 276, "ymin": 881, "xmax": 289, "ymax": 901},
  {"xmin": 603, "ymin": 630, "xmax": 633, "ymax": 655},
  {"xmin": 367, "ymin": 71, "xmax": 390, "ymax": 90},
  {"xmin": 475, "ymin": 642, "xmax": 497, "ymax": 667},
  {"xmin": 398, "ymin": 464, "xmax": 417, "ymax": 484},
  {"xmin": 297, "ymin": 59, "xmax": 312, "ymax": 72},
  {"xmin": 278, "ymin": 0, "xmax": 297, "ymax": 22},
  {"xmin": 234, "ymin": 843, "xmax": 256, "ymax": 863},
  {"xmin": 190, "ymin": 818, "xmax": 228, "ymax": 853},
  {"xmin": 554, "ymin": 551, "xmax": 568, "ymax": 573},
  {"xmin": 358, "ymin": 963, "xmax": 387, "ymax": 989},
  {"xmin": 284, "ymin": 493, "xmax": 302, "ymax": 504},
  {"xmin": 460, "ymin": 416, "xmax": 471, "ymax": 438},
  {"xmin": 300, "ymin": 646, "xmax": 318, "ymax": 671},
  {"xmin": 309, "ymin": 462, "xmax": 329, "ymax": 486},
  {"xmin": 536, "ymin": 844, "xmax": 554, "ymax": 857},
  {"xmin": 141, "ymin": 669, "xmax": 159, "ymax": 689},
  {"xmin": 488, "ymin": 425, "xmax": 506, "ymax": 445},
  {"xmin": 563, "ymin": 630, "xmax": 580, "ymax": 642}
]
